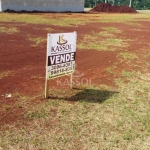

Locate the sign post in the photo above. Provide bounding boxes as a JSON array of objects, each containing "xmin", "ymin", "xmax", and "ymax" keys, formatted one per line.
[{"xmin": 45, "ymin": 32, "xmax": 77, "ymax": 98}]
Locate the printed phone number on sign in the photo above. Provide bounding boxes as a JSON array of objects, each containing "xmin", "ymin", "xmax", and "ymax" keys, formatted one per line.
[{"xmin": 48, "ymin": 61, "xmax": 75, "ymax": 78}]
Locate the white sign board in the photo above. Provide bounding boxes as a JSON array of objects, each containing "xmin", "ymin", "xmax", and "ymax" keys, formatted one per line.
[{"xmin": 46, "ymin": 32, "xmax": 77, "ymax": 80}]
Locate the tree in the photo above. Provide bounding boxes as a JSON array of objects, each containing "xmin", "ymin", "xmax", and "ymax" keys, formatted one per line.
[
  {"xmin": 129, "ymin": 0, "xmax": 132, "ymax": 7},
  {"xmin": 84, "ymin": 0, "xmax": 150, "ymax": 9}
]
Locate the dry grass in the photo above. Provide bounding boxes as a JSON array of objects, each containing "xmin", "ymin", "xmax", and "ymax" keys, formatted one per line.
[
  {"xmin": 0, "ymin": 73, "xmax": 150, "ymax": 149},
  {"xmin": 0, "ymin": 27, "xmax": 19, "ymax": 34},
  {"xmin": 0, "ymin": 12, "xmax": 150, "ymax": 150},
  {"xmin": 78, "ymin": 28, "xmax": 129, "ymax": 51},
  {"xmin": 28, "ymin": 37, "xmax": 46, "ymax": 46},
  {"xmin": 0, "ymin": 71, "xmax": 13, "ymax": 79}
]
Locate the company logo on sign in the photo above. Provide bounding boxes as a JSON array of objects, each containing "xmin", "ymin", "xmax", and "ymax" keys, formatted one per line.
[
  {"xmin": 51, "ymin": 34, "xmax": 72, "ymax": 54},
  {"xmin": 57, "ymin": 35, "xmax": 67, "ymax": 45}
]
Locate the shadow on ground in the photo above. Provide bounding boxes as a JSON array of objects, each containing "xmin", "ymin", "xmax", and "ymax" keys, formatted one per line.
[{"xmin": 49, "ymin": 88, "xmax": 118, "ymax": 103}]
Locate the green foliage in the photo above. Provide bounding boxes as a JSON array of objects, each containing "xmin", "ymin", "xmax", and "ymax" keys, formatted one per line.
[{"xmin": 84, "ymin": 0, "xmax": 150, "ymax": 10}]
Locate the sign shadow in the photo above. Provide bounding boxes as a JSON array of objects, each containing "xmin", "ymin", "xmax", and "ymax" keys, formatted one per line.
[{"xmin": 49, "ymin": 88, "xmax": 118, "ymax": 104}]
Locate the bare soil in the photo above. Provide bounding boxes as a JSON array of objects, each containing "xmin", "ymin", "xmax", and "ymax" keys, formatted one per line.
[
  {"xmin": 0, "ymin": 13, "xmax": 150, "ymax": 126},
  {"xmin": 90, "ymin": 3, "xmax": 138, "ymax": 13}
]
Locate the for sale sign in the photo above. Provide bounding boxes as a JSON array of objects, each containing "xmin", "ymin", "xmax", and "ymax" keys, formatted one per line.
[{"xmin": 46, "ymin": 32, "xmax": 77, "ymax": 79}]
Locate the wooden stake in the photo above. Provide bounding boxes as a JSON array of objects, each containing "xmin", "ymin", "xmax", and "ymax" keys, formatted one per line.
[
  {"xmin": 70, "ymin": 74, "xmax": 73, "ymax": 89},
  {"xmin": 45, "ymin": 78, "xmax": 49, "ymax": 99},
  {"xmin": 45, "ymin": 34, "xmax": 49, "ymax": 99}
]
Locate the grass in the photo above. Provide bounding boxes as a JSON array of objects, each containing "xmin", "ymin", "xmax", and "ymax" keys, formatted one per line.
[
  {"xmin": 25, "ymin": 109, "xmax": 50, "ymax": 120},
  {"xmin": 0, "ymin": 13, "xmax": 89, "ymax": 27},
  {"xmin": 78, "ymin": 35, "xmax": 128, "ymax": 51},
  {"xmin": 78, "ymin": 27, "xmax": 129, "ymax": 51},
  {"xmin": 2, "ymin": 104, "xmax": 11, "ymax": 111},
  {"xmin": 28, "ymin": 37, "xmax": 46, "ymax": 46},
  {"xmin": 96, "ymin": 27, "xmax": 121, "ymax": 38},
  {"xmin": 0, "ymin": 26, "xmax": 19, "ymax": 34},
  {"xmin": 1, "ymin": 13, "xmax": 150, "ymax": 27},
  {"xmin": 118, "ymin": 52, "xmax": 138, "ymax": 60},
  {"xmin": 121, "ymin": 70, "xmax": 135, "ymax": 77},
  {"xmin": 0, "ymin": 71, "xmax": 13, "ymax": 79},
  {"xmin": 102, "ymin": 27, "xmax": 122, "ymax": 33},
  {"xmin": 0, "ymin": 12, "xmax": 150, "ymax": 150},
  {"xmin": 0, "ymin": 72, "xmax": 150, "ymax": 149},
  {"xmin": 44, "ymin": 27, "xmax": 54, "ymax": 32},
  {"xmin": 97, "ymin": 13, "xmax": 150, "ymax": 22},
  {"xmin": 97, "ymin": 31, "xmax": 114, "ymax": 37},
  {"xmin": 106, "ymin": 66, "xmax": 117, "ymax": 74}
]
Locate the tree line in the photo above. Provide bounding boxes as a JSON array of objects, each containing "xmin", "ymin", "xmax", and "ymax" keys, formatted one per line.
[{"xmin": 84, "ymin": 0, "xmax": 150, "ymax": 10}]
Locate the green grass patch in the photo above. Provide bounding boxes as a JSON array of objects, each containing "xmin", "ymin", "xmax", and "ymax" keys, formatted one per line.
[
  {"xmin": 118, "ymin": 52, "xmax": 138, "ymax": 60},
  {"xmin": 97, "ymin": 13, "xmax": 150, "ymax": 23},
  {"xmin": 78, "ymin": 35, "xmax": 128, "ymax": 51},
  {"xmin": 106, "ymin": 66, "xmax": 117, "ymax": 74},
  {"xmin": 78, "ymin": 26, "xmax": 128, "ymax": 51},
  {"xmin": 1, "ymin": 13, "xmax": 150, "ymax": 27},
  {"xmin": 28, "ymin": 37, "xmax": 46, "ymax": 46},
  {"xmin": 0, "ymin": 12, "xmax": 150, "ymax": 150},
  {"xmin": 1, "ymin": 73, "xmax": 150, "ymax": 149},
  {"xmin": 0, "ymin": 13, "xmax": 88, "ymax": 27},
  {"xmin": 44, "ymin": 27, "xmax": 54, "ymax": 32},
  {"xmin": 121, "ymin": 70, "xmax": 135, "ymax": 77},
  {"xmin": 102, "ymin": 27, "xmax": 122, "ymax": 33},
  {"xmin": 0, "ymin": 27, "xmax": 19, "ymax": 34},
  {"xmin": 97, "ymin": 31, "xmax": 114, "ymax": 37},
  {"xmin": 0, "ymin": 71, "xmax": 13, "ymax": 79},
  {"xmin": 25, "ymin": 109, "xmax": 50, "ymax": 120},
  {"xmin": 2, "ymin": 104, "xmax": 11, "ymax": 111}
]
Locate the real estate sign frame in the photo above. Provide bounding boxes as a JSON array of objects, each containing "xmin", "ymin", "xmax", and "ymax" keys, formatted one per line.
[{"xmin": 45, "ymin": 32, "xmax": 77, "ymax": 98}]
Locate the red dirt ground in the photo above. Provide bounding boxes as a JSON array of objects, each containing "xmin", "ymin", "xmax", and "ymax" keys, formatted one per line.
[
  {"xmin": 90, "ymin": 3, "xmax": 138, "ymax": 13},
  {"xmin": 0, "ymin": 13, "xmax": 150, "ymax": 126}
]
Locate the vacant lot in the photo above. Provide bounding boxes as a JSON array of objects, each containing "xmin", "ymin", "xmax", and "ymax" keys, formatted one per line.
[{"xmin": 0, "ymin": 12, "xmax": 150, "ymax": 150}]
